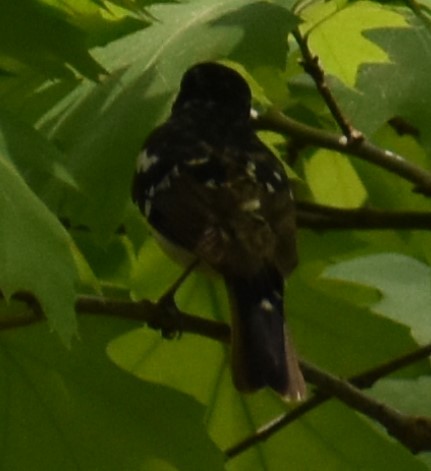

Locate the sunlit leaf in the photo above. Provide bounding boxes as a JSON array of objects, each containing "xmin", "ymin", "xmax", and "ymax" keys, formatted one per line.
[
  {"xmin": 306, "ymin": 1, "xmax": 407, "ymax": 87},
  {"xmin": 304, "ymin": 150, "xmax": 367, "ymax": 208}
]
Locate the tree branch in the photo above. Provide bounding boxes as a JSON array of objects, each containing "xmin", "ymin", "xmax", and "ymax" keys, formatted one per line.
[
  {"xmin": 301, "ymin": 361, "xmax": 431, "ymax": 454},
  {"xmin": 296, "ymin": 201, "xmax": 431, "ymax": 230},
  {"xmin": 256, "ymin": 109, "xmax": 431, "ymax": 196},
  {"xmin": 0, "ymin": 291, "xmax": 230, "ymax": 342},
  {"xmin": 76, "ymin": 294, "xmax": 230, "ymax": 343},
  {"xmin": 226, "ymin": 344, "xmax": 431, "ymax": 459},
  {"xmin": 292, "ymin": 28, "xmax": 363, "ymax": 142}
]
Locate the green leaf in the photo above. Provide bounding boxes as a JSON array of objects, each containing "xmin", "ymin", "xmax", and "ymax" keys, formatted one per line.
[
  {"xmin": 130, "ymin": 237, "xmax": 183, "ymax": 301},
  {"xmin": 0, "ymin": 0, "xmax": 106, "ymax": 80},
  {"xmin": 0, "ymin": 156, "xmax": 78, "ymax": 345},
  {"xmin": 304, "ymin": 149, "xmax": 367, "ymax": 208},
  {"xmin": 371, "ymin": 377, "xmax": 431, "ymax": 468},
  {"xmin": 72, "ymin": 230, "xmax": 136, "ymax": 293},
  {"xmin": 290, "ymin": 232, "xmax": 423, "ymax": 376},
  {"xmin": 371, "ymin": 376, "xmax": 431, "ymax": 417},
  {"xmin": 359, "ymin": 13, "xmax": 431, "ymax": 152},
  {"xmin": 0, "ymin": 317, "xmax": 224, "ymax": 470},
  {"xmin": 306, "ymin": 1, "xmax": 407, "ymax": 87},
  {"xmin": 0, "ymin": 109, "xmax": 77, "ymax": 209},
  {"xmin": 371, "ymin": 376, "xmax": 431, "ymax": 464},
  {"xmin": 38, "ymin": 0, "xmax": 149, "ymax": 47},
  {"xmin": 323, "ymin": 253, "xmax": 431, "ymax": 344},
  {"xmin": 212, "ymin": 1, "xmax": 298, "ymax": 70},
  {"xmin": 314, "ymin": 6, "xmax": 431, "ymax": 150}
]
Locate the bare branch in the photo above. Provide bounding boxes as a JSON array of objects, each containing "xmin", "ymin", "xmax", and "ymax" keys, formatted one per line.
[
  {"xmin": 226, "ymin": 344, "xmax": 431, "ymax": 459},
  {"xmin": 292, "ymin": 28, "xmax": 363, "ymax": 142},
  {"xmin": 297, "ymin": 201, "xmax": 431, "ymax": 230},
  {"xmin": 0, "ymin": 292, "xmax": 230, "ymax": 343},
  {"xmin": 302, "ymin": 361, "xmax": 431, "ymax": 453},
  {"xmin": 76, "ymin": 295, "xmax": 230, "ymax": 343},
  {"xmin": 255, "ymin": 110, "xmax": 431, "ymax": 195}
]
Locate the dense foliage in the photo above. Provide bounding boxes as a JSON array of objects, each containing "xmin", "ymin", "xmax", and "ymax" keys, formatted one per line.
[{"xmin": 0, "ymin": 0, "xmax": 430, "ymax": 469}]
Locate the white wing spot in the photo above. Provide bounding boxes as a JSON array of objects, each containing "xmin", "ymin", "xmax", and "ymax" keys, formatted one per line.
[
  {"xmin": 246, "ymin": 161, "xmax": 256, "ymax": 178},
  {"xmin": 273, "ymin": 171, "xmax": 282, "ymax": 182},
  {"xmin": 260, "ymin": 299, "xmax": 274, "ymax": 312},
  {"xmin": 241, "ymin": 198, "xmax": 261, "ymax": 211},
  {"xmin": 266, "ymin": 182, "xmax": 275, "ymax": 193},
  {"xmin": 185, "ymin": 157, "xmax": 210, "ymax": 165},
  {"xmin": 137, "ymin": 151, "xmax": 158, "ymax": 173}
]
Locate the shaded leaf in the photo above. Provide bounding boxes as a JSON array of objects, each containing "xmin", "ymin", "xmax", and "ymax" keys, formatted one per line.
[
  {"xmin": 0, "ymin": 317, "xmax": 224, "ymax": 470},
  {"xmin": 0, "ymin": 109, "xmax": 76, "ymax": 209},
  {"xmin": 323, "ymin": 253, "xmax": 431, "ymax": 344},
  {"xmin": 0, "ymin": 156, "xmax": 77, "ymax": 345},
  {"xmin": 39, "ymin": 0, "xmax": 149, "ymax": 47},
  {"xmin": 0, "ymin": 0, "xmax": 105, "ymax": 79},
  {"xmin": 371, "ymin": 376, "xmax": 431, "ymax": 417}
]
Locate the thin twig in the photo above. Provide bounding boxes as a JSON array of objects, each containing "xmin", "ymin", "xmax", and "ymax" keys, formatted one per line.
[
  {"xmin": 225, "ymin": 394, "xmax": 326, "ymax": 458},
  {"xmin": 159, "ymin": 259, "xmax": 199, "ymax": 304},
  {"xmin": 292, "ymin": 28, "xmax": 363, "ymax": 142}
]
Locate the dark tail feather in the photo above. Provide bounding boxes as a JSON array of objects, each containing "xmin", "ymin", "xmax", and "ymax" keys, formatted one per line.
[{"xmin": 225, "ymin": 268, "xmax": 306, "ymax": 399}]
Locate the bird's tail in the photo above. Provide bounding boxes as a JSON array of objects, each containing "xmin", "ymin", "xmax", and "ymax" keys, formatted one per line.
[{"xmin": 225, "ymin": 268, "xmax": 306, "ymax": 400}]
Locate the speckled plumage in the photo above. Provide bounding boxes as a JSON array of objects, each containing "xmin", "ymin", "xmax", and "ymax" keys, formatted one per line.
[{"xmin": 132, "ymin": 62, "xmax": 305, "ymax": 399}]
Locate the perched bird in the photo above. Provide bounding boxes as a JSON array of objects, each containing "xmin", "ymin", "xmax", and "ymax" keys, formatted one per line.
[{"xmin": 132, "ymin": 62, "xmax": 306, "ymax": 399}]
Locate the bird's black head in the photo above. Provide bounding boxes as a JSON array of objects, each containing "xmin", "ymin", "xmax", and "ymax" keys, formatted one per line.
[{"xmin": 172, "ymin": 62, "xmax": 252, "ymax": 121}]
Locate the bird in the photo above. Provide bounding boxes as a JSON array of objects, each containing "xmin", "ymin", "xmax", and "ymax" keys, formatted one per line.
[{"xmin": 132, "ymin": 62, "xmax": 306, "ymax": 399}]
